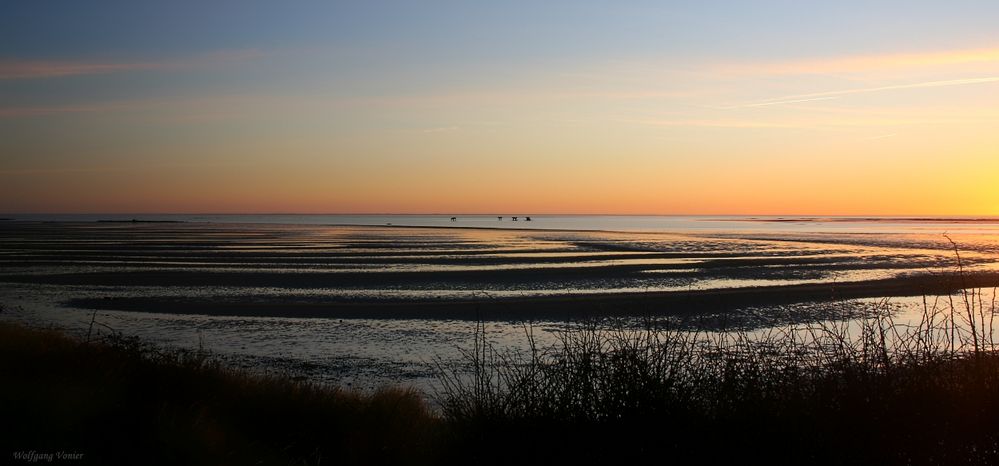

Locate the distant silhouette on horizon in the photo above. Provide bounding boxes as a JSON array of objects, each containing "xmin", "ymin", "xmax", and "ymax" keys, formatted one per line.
[{"xmin": 450, "ymin": 217, "xmax": 456, "ymax": 222}]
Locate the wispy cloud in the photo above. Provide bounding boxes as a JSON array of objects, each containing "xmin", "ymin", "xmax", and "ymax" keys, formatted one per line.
[
  {"xmin": 861, "ymin": 133, "xmax": 898, "ymax": 141},
  {"xmin": 623, "ymin": 115, "xmax": 982, "ymax": 130},
  {"xmin": 716, "ymin": 96, "xmax": 840, "ymax": 109},
  {"xmin": 621, "ymin": 118, "xmax": 806, "ymax": 129},
  {"xmin": 0, "ymin": 61, "xmax": 173, "ymax": 79},
  {"xmin": 355, "ymin": 88, "xmax": 699, "ymax": 109},
  {"xmin": 0, "ymin": 94, "xmax": 293, "ymax": 119},
  {"xmin": 0, "ymin": 103, "xmax": 135, "ymax": 118},
  {"xmin": 0, "ymin": 161, "xmax": 253, "ymax": 176},
  {"xmin": 724, "ymin": 76, "xmax": 999, "ymax": 109},
  {"xmin": 0, "ymin": 166, "xmax": 131, "ymax": 175},
  {"xmin": 0, "ymin": 50, "xmax": 261, "ymax": 80},
  {"xmin": 420, "ymin": 126, "xmax": 460, "ymax": 133},
  {"xmin": 717, "ymin": 46, "xmax": 999, "ymax": 76}
]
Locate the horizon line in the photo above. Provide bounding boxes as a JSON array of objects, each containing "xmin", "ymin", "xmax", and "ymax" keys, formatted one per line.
[{"xmin": 3, "ymin": 212, "xmax": 999, "ymax": 218}]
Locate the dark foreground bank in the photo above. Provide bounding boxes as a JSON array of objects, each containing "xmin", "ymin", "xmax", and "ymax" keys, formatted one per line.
[
  {"xmin": 0, "ymin": 322, "xmax": 441, "ymax": 465},
  {"xmin": 4, "ymin": 297, "xmax": 999, "ymax": 465}
]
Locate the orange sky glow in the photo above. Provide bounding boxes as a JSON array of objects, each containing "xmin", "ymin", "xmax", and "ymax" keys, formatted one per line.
[{"xmin": 2, "ymin": 3, "xmax": 998, "ymax": 216}]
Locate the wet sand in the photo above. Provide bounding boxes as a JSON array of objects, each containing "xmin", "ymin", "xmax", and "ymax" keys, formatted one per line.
[
  {"xmin": 63, "ymin": 273, "xmax": 999, "ymax": 320},
  {"xmin": 2, "ymin": 221, "xmax": 998, "ymax": 322}
]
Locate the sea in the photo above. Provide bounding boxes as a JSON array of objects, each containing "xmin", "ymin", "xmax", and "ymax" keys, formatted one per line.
[{"xmin": 6, "ymin": 213, "xmax": 999, "ymax": 234}]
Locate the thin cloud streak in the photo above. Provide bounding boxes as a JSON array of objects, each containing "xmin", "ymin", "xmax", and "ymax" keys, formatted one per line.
[
  {"xmin": 420, "ymin": 126, "xmax": 460, "ymax": 133},
  {"xmin": 622, "ymin": 118, "xmax": 805, "ymax": 129},
  {"xmin": 0, "ymin": 94, "xmax": 302, "ymax": 119},
  {"xmin": 0, "ymin": 61, "xmax": 174, "ymax": 79},
  {"xmin": 0, "ymin": 166, "xmax": 132, "ymax": 175},
  {"xmin": 717, "ymin": 96, "xmax": 839, "ymax": 109},
  {"xmin": 0, "ymin": 86, "xmax": 695, "ymax": 119},
  {"xmin": 0, "ymin": 162, "xmax": 254, "ymax": 176},
  {"xmin": 0, "ymin": 103, "xmax": 133, "ymax": 118},
  {"xmin": 717, "ymin": 46, "xmax": 999, "ymax": 76},
  {"xmin": 861, "ymin": 133, "xmax": 898, "ymax": 141},
  {"xmin": 727, "ymin": 76, "xmax": 999, "ymax": 109},
  {"xmin": 355, "ymin": 88, "xmax": 699, "ymax": 109},
  {"xmin": 0, "ymin": 50, "xmax": 262, "ymax": 80},
  {"xmin": 624, "ymin": 115, "xmax": 985, "ymax": 130}
]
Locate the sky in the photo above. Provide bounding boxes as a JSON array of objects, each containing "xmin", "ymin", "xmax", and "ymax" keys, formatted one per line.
[{"xmin": 2, "ymin": 1, "xmax": 998, "ymax": 215}]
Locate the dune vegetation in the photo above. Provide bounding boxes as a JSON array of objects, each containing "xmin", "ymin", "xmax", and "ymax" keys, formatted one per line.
[
  {"xmin": 0, "ymin": 318, "xmax": 440, "ymax": 465},
  {"xmin": 436, "ymin": 289, "xmax": 999, "ymax": 465}
]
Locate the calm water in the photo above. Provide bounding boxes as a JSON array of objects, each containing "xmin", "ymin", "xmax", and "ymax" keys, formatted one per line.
[{"xmin": 6, "ymin": 213, "xmax": 999, "ymax": 234}]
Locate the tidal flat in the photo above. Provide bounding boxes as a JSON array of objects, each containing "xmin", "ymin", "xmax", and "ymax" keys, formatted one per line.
[{"xmin": 2, "ymin": 219, "xmax": 998, "ymax": 391}]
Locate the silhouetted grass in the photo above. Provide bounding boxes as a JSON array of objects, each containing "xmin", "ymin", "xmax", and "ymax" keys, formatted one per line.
[
  {"xmin": 0, "ymin": 321, "xmax": 441, "ymax": 465},
  {"xmin": 435, "ymin": 288, "xmax": 999, "ymax": 465}
]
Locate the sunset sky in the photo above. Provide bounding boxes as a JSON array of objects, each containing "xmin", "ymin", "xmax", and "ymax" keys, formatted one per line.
[{"xmin": 2, "ymin": 1, "xmax": 998, "ymax": 215}]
